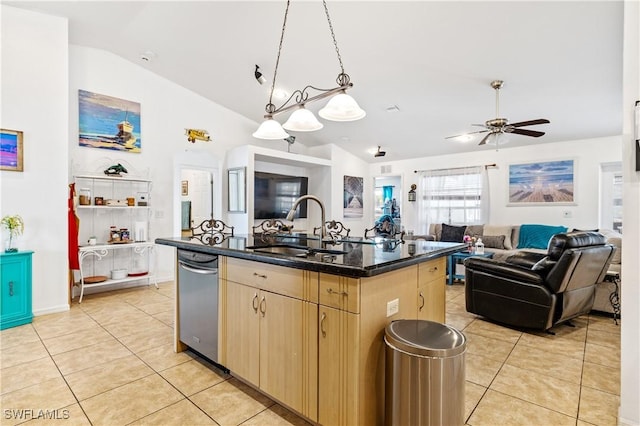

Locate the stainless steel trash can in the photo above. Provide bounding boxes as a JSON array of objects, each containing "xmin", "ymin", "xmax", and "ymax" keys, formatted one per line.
[{"xmin": 384, "ymin": 319, "xmax": 466, "ymax": 426}]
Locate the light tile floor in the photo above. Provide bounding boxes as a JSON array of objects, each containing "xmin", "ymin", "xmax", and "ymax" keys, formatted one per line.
[{"xmin": 0, "ymin": 282, "xmax": 620, "ymax": 425}]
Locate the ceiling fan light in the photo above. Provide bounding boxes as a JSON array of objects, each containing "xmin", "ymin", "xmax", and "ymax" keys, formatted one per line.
[
  {"xmin": 253, "ymin": 118, "xmax": 290, "ymax": 140},
  {"xmin": 486, "ymin": 132, "xmax": 509, "ymax": 146},
  {"xmin": 319, "ymin": 93, "xmax": 366, "ymax": 122},
  {"xmin": 282, "ymin": 107, "xmax": 324, "ymax": 132}
]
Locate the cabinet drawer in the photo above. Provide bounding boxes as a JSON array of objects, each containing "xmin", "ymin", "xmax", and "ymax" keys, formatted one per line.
[
  {"xmin": 418, "ymin": 257, "xmax": 445, "ymax": 284},
  {"xmin": 319, "ymin": 274, "xmax": 360, "ymax": 313},
  {"xmin": 226, "ymin": 257, "xmax": 318, "ymax": 302}
]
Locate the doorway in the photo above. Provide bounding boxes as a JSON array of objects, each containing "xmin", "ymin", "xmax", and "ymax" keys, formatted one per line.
[
  {"xmin": 180, "ymin": 169, "xmax": 214, "ymax": 235},
  {"xmin": 373, "ymin": 175, "xmax": 402, "ymax": 228}
]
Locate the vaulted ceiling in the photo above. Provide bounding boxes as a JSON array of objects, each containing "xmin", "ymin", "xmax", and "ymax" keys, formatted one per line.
[{"xmin": 7, "ymin": 1, "xmax": 624, "ymax": 162}]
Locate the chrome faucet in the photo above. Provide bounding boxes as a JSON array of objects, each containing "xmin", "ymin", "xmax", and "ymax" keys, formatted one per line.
[{"xmin": 286, "ymin": 195, "xmax": 327, "ymax": 241}]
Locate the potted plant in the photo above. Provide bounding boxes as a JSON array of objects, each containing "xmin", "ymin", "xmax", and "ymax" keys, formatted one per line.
[{"xmin": 1, "ymin": 214, "xmax": 24, "ymax": 253}]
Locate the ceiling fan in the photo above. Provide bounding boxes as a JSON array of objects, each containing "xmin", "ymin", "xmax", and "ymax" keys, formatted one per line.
[{"xmin": 446, "ymin": 80, "xmax": 550, "ymax": 146}]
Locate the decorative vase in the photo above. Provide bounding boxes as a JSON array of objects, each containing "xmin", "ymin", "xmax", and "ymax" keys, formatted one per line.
[{"xmin": 5, "ymin": 235, "xmax": 18, "ymax": 253}]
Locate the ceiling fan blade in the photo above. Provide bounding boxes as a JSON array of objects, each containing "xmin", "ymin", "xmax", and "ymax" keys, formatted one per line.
[
  {"xmin": 509, "ymin": 119, "xmax": 550, "ymax": 127},
  {"xmin": 478, "ymin": 132, "xmax": 494, "ymax": 145},
  {"xmin": 509, "ymin": 128, "xmax": 546, "ymax": 137},
  {"xmin": 445, "ymin": 129, "xmax": 489, "ymax": 140}
]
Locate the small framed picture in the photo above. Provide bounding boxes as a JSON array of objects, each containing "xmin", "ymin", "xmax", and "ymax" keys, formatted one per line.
[
  {"xmin": 181, "ymin": 180, "xmax": 189, "ymax": 196},
  {"xmin": 1, "ymin": 129, "xmax": 24, "ymax": 172}
]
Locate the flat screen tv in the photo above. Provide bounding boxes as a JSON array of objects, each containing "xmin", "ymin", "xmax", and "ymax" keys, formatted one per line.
[{"xmin": 254, "ymin": 171, "xmax": 308, "ymax": 219}]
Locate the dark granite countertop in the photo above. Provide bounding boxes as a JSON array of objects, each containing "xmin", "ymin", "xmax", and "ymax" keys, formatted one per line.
[{"xmin": 156, "ymin": 233, "xmax": 465, "ymax": 278}]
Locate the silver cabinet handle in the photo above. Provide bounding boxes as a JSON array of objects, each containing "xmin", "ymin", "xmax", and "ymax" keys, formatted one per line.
[
  {"xmin": 253, "ymin": 272, "xmax": 267, "ymax": 279},
  {"xmin": 178, "ymin": 262, "xmax": 218, "ymax": 275},
  {"xmin": 259, "ymin": 296, "xmax": 266, "ymax": 316},
  {"xmin": 327, "ymin": 288, "xmax": 348, "ymax": 296},
  {"xmin": 9, "ymin": 281, "xmax": 14, "ymax": 297},
  {"xmin": 419, "ymin": 291, "xmax": 425, "ymax": 311},
  {"xmin": 252, "ymin": 293, "xmax": 259, "ymax": 313},
  {"xmin": 320, "ymin": 312, "xmax": 327, "ymax": 338}
]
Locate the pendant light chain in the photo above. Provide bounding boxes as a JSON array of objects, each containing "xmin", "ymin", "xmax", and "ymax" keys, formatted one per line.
[
  {"xmin": 253, "ymin": 0, "xmax": 365, "ymax": 139},
  {"xmin": 322, "ymin": 0, "xmax": 345, "ymax": 78},
  {"xmin": 267, "ymin": 0, "xmax": 291, "ymax": 114}
]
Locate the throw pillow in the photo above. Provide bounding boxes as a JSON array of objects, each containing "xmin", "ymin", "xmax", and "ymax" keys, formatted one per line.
[
  {"xmin": 482, "ymin": 235, "xmax": 506, "ymax": 249},
  {"xmin": 440, "ymin": 223, "xmax": 466, "ymax": 242},
  {"xmin": 518, "ymin": 224, "xmax": 568, "ymax": 249},
  {"xmin": 532, "ymin": 256, "xmax": 556, "ymax": 278},
  {"xmin": 465, "ymin": 225, "xmax": 484, "ymax": 239},
  {"xmin": 483, "ymin": 225, "xmax": 514, "ymax": 250}
]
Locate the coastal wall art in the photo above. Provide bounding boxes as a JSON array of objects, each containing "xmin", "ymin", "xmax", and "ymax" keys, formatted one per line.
[
  {"xmin": 0, "ymin": 129, "xmax": 24, "ymax": 172},
  {"xmin": 343, "ymin": 175, "xmax": 364, "ymax": 218},
  {"xmin": 508, "ymin": 159, "xmax": 575, "ymax": 205},
  {"xmin": 78, "ymin": 90, "xmax": 141, "ymax": 153}
]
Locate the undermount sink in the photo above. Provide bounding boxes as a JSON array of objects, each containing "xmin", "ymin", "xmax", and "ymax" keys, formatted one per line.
[{"xmin": 246, "ymin": 244, "xmax": 347, "ymax": 258}]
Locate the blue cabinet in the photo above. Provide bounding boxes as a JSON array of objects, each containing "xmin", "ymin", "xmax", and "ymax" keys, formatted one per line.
[{"xmin": 0, "ymin": 251, "xmax": 33, "ymax": 330}]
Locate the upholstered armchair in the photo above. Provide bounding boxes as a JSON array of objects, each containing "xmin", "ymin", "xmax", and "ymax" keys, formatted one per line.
[{"xmin": 464, "ymin": 231, "xmax": 615, "ymax": 332}]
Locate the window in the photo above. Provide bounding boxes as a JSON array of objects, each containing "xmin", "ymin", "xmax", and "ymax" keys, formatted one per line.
[
  {"xmin": 600, "ymin": 162, "xmax": 623, "ymax": 232},
  {"xmin": 417, "ymin": 166, "xmax": 488, "ymax": 234}
]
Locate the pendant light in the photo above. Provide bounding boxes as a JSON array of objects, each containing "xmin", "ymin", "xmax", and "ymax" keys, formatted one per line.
[{"xmin": 253, "ymin": 0, "xmax": 365, "ymax": 140}]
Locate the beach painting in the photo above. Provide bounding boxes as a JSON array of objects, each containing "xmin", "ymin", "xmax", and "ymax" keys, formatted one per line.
[
  {"xmin": 0, "ymin": 129, "xmax": 24, "ymax": 172},
  {"xmin": 508, "ymin": 159, "xmax": 575, "ymax": 205},
  {"xmin": 78, "ymin": 90, "xmax": 141, "ymax": 153}
]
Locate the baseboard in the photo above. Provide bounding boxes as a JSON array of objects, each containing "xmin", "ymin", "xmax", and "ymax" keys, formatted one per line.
[{"xmin": 33, "ymin": 304, "xmax": 70, "ymax": 317}]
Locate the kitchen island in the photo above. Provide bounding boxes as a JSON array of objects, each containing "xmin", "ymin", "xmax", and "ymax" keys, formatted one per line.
[{"xmin": 156, "ymin": 233, "xmax": 464, "ymax": 425}]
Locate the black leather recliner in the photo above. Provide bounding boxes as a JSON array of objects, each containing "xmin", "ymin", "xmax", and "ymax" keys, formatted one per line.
[{"xmin": 464, "ymin": 231, "xmax": 615, "ymax": 331}]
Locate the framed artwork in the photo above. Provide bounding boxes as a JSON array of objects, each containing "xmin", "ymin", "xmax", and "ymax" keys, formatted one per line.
[
  {"xmin": 78, "ymin": 89, "xmax": 141, "ymax": 153},
  {"xmin": 508, "ymin": 159, "xmax": 576, "ymax": 205},
  {"xmin": 181, "ymin": 180, "xmax": 189, "ymax": 196},
  {"xmin": 343, "ymin": 175, "xmax": 364, "ymax": 218},
  {"xmin": 0, "ymin": 129, "xmax": 24, "ymax": 172}
]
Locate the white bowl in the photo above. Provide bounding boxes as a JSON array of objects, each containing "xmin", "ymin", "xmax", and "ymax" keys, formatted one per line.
[{"xmin": 111, "ymin": 269, "xmax": 128, "ymax": 280}]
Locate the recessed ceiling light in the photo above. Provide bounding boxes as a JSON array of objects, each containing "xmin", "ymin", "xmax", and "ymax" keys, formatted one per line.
[
  {"xmin": 454, "ymin": 134, "xmax": 473, "ymax": 142},
  {"xmin": 273, "ymin": 89, "xmax": 288, "ymax": 100},
  {"xmin": 140, "ymin": 50, "xmax": 156, "ymax": 62},
  {"xmin": 385, "ymin": 105, "xmax": 400, "ymax": 113}
]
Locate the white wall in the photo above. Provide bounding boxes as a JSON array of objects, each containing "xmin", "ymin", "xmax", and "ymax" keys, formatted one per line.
[
  {"xmin": 322, "ymin": 144, "xmax": 371, "ymax": 237},
  {"xmin": 0, "ymin": 6, "xmax": 69, "ymax": 315},
  {"xmin": 68, "ymin": 45, "xmax": 263, "ymax": 283},
  {"xmin": 371, "ymin": 136, "xmax": 622, "ymax": 232},
  {"xmin": 619, "ymin": 1, "xmax": 639, "ymax": 424}
]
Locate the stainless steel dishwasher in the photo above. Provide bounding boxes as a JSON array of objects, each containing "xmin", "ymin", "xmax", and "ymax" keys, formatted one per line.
[{"xmin": 177, "ymin": 249, "xmax": 226, "ymax": 370}]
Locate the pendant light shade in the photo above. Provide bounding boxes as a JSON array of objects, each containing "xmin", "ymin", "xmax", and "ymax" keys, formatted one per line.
[
  {"xmin": 252, "ymin": 117, "xmax": 290, "ymax": 140},
  {"xmin": 283, "ymin": 107, "xmax": 324, "ymax": 132},
  {"xmin": 319, "ymin": 92, "xmax": 366, "ymax": 122}
]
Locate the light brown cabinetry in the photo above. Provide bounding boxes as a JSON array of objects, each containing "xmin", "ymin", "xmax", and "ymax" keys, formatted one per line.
[
  {"xmin": 221, "ymin": 257, "xmax": 318, "ymax": 421},
  {"xmin": 318, "ymin": 265, "xmax": 419, "ymax": 426},
  {"xmin": 219, "ymin": 255, "xmax": 446, "ymax": 426},
  {"xmin": 417, "ymin": 257, "xmax": 446, "ymax": 322}
]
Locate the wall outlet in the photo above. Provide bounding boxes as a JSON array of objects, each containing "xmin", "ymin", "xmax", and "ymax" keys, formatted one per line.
[
  {"xmin": 387, "ymin": 298, "xmax": 399, "ymax": 317},
  {"xmin": 155, "ymin": 210, "xmax": 164, "ymax": 219}
]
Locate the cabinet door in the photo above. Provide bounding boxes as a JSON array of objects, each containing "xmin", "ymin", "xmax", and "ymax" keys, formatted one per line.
[
  {"xmin": 417, "ymin": 278, "xmax": 445, "ymax": 322},
  {"xmin": 0, "ymin": 255, "xmax": 32, "ymax": 329},
  {"xmin": 318, "ymin": 306, "xmax": 359, "ymax": 426},
  {"xmin": 225, "ymin": 281, "xmax": 260, "ymax": 385},
  {"xmin": 259, "ymin": 291, "xmax": 305, "ymax": 414}
]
